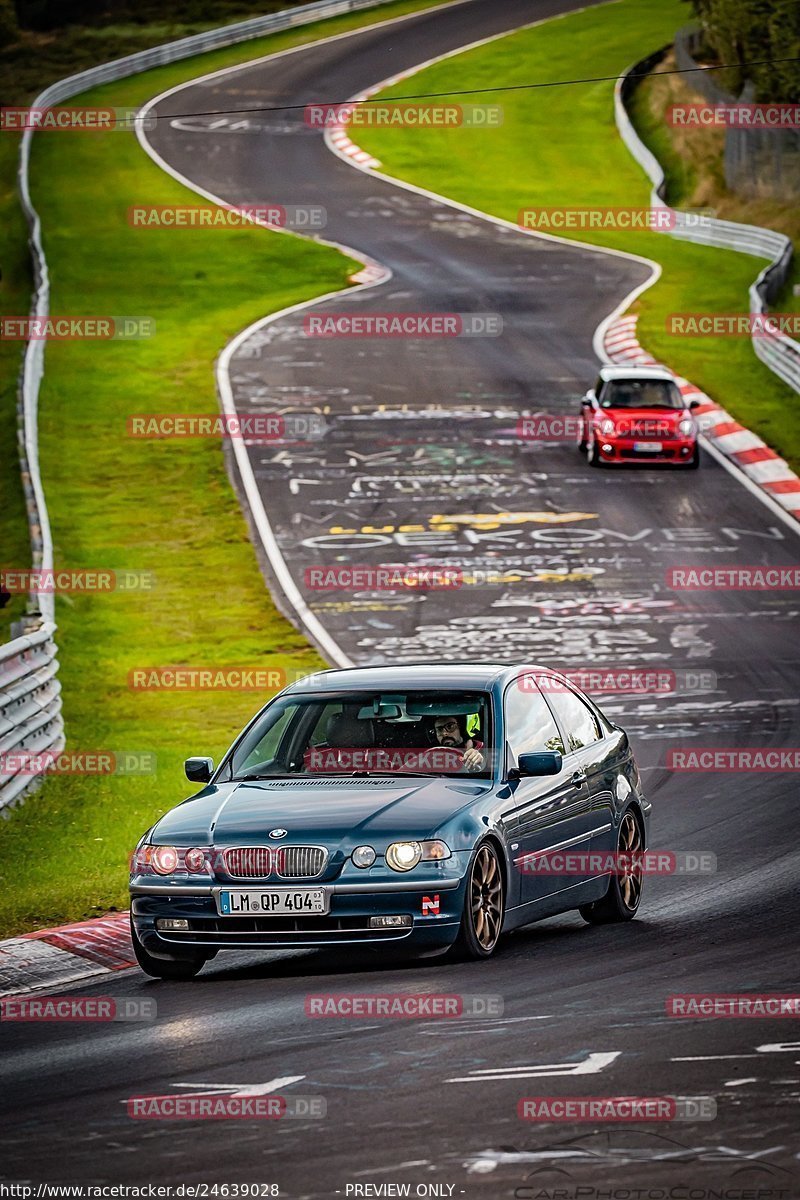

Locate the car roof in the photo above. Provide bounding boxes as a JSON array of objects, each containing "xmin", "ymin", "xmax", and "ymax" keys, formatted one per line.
[
  {"xmin": 283, "ymin": 663, "xmax": 554, "ymax": 693},
  {"xmin": 598, "ymin": 364, "xmax": 675, "ymax": 383}
]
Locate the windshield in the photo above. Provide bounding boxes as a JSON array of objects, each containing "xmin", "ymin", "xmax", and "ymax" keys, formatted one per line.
[
  {"xmin": 227, "ymin": 690, "xmax": 493, "ymax": 780},
  {"xmin": 601, "ymin": 379, "xmax": 684, "ymax": 410}
]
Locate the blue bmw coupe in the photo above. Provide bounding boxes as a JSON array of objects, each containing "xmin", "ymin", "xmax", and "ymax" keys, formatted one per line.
[{"xmin": 130, "ymin": 664, "xmax": 650, "ymax": 978}]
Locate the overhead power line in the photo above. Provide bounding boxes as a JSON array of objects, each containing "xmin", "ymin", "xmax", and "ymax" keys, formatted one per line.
[{"xmin": 153, "ymin": 56, "xmax": 800, "ymax": 121}]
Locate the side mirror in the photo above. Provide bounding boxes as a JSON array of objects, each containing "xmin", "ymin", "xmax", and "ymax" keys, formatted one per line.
[
  {"xmin": 185, "ymin": 756, "xmax": 213, "ymax": 783},
  {"xmin": 581, "ymin": 391, "xmax": 595, "ymax": 409},
  {"xmin": 515, "ymin": 751, "xmax": 563, "ymax": 777},
  {"xmin": 688, "ymin": 399, "xmax": 701, "ymax": 410}
]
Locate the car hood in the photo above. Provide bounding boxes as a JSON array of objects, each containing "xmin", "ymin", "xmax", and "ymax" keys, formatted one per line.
[
  {"xmin": 150, "ymin": 776, "xmax": 486, "ymax": 848},
  {"xmin": 599, "ymin": 406, "xmax": 687, "ymax": 428}
]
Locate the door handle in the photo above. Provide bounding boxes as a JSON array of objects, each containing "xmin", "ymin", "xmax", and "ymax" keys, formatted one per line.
[{"xmin": 569, "ymin": 770, "xmax": 587, "ymax": 788}]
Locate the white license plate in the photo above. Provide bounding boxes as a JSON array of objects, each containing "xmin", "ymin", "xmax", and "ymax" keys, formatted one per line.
[
  {"xmin": 217, "ymin": 888, "xmax": 328, "ymax": 916},
  {"xmin": 633, "ymin": 441, "xmax": 663, "ymax": 452}
]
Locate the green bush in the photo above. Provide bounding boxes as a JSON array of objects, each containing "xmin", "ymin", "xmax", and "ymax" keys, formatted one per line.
[{"xmin": 687, "ymin": 0, "xmax": 800, "ymax": 101}]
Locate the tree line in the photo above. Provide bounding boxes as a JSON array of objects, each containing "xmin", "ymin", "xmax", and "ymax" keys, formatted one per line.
[{"xmin": 688, "ymin": 0, "xmax": 800, "ymax": 101}]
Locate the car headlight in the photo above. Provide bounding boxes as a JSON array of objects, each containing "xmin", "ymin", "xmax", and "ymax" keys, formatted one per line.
[
  {"xmin": 184, "ymin": 847, "xmax": 208, "ymax": 873},
  {"xmin": 352, "ymin": 845, "xmax": 377, "ymax": 868},
  {"xmin": 599, "ymin": 418, "xmax": 616, "ymax": 437},
  {"xmin": 385, "ymin": 840, "xmax": 451, "ymax": 871},
  {"xmin": 386, "ymin": 841, "xmax": 422, "ymax": 871},
  {"xmin": 130, "ymin": 844, "xmax": 212, "ymax": 876},
  {"xmin": 678, "ymin": 417, "xmax": 695, "ymax": 437},
  {"xmin": 151, "ymin": 845, "xmax": 179, "ymax": 875}
]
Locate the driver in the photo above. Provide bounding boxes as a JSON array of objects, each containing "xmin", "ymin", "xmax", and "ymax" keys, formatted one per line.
[{"xmin": 433, "ymin": 715, "xmax": 485, "ymax": 772}]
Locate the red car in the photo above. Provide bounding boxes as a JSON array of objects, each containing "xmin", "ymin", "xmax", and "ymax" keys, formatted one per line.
[{"xmin": 579, "ymin": 365, "xmax": 700, "ymax": 468}]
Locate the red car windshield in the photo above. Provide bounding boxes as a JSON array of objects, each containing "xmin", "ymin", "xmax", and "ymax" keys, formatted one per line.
[{"xmin": 601, "ymin": 379, "xmax": 684, "ymax": 410}]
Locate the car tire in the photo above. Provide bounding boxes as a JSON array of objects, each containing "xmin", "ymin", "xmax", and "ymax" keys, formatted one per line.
[
  {"xmin": 586, "ymin": 436, "xmax": 604, "ymax": 468},
  {"xmin": 450, "ymin": 842, "xmax": 505, "ymax": 960},
  {"xmin": 130, "ymin": 916, "xmax": 207, "ymax": 980},
  {"xmin": 579, "ymin": 810, "xmax": 644, "ymax": 925},
  {"xmin": 686, "ymin": 446, "xmax": 701, "ymax": 469}
]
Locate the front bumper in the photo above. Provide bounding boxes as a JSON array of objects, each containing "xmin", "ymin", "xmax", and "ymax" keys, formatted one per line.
[
  {"xmin": 597, "ymin": 436, "xmax": 697, "ymax": 464},
  {"xmin": 130, "ymin": 869, "xmax": 468, "ymax": 954}
]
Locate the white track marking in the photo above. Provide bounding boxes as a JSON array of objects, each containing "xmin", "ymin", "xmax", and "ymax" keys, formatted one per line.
[
  {"xmin": 672, "ymin": 1055, "xmax": 760, "ymax": 1061},
  {"xmin": 447, "ymin": 1050, "xmax": 621, "ymax": 1081},
  {"xmin": 172, "ymin": 1075, "xmax": 305, "ymax": 1094}
]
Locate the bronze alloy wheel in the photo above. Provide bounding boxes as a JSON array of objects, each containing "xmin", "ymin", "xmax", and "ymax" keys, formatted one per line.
[
  {"xmin": 580, "ymin": 808, "xmax": 645, "ymax": 925},
  {"xmin": 469, "ymin": 843, "xmax": 504, "ymax": 952},
  {"xmin": 618, "ymin": 810, "xmax": 643, "ymax": 911},
  {"xmin": 449, "ymin": 841, "xmax": 506, "ymax": 961}
]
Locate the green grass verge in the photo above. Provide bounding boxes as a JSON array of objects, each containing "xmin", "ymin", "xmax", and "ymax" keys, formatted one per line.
[
  {"xmin": 0, "ymin": 136, "xmax": 32, "ymax": 634},
  {"xmin": 354, "ymin": 0, "xmax": 800, "ymax": 472},
  {"xmin": 0, "ymin": 0, "xmax": 456, "ymax": 938}
]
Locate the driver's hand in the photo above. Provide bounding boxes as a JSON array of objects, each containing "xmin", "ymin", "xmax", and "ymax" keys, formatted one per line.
[{"xmin": 462, "ymin": 747, "xmax": 484, "ymax": 771}]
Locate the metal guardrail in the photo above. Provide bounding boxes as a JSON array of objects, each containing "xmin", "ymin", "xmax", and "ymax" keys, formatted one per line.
[
  {"xmin": 5, "ymin": 0, "xmax": 404, "ymax": 812},
  {"xmin": 0, "ymin": 624, "xmax": 64, "ymax": 814},
  {"xmin": 615, "ymin": 51, "xmax": 800, "ymax": 396}
]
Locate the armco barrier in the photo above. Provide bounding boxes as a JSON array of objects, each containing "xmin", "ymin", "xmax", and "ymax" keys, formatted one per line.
[
  {"xmin": 615, "ymin": 50, "xmax": 800, "ymax": 395},
  {"xmin": 0, "ymin": 623, "xmax": 64, "ymax": 814},
  {"xmin": 6, "ymin": 0, "xmax": 407, "ymax": 810}
]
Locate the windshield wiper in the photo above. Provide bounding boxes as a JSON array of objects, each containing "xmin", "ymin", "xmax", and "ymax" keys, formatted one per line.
[
  {"xmin": 349, "ymin": 769, "xmax": 433, "ymax": 778},
  {"xmin": 233, "ymin": 772, "xmax": 295, "ymax": 781}
]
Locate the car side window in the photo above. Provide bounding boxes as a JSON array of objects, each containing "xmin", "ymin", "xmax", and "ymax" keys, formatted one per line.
[
  {"xmin": 504, "ymin": 677, "xmax": 565, "ymax": 761},
  {"xmin": 542, "ymin": 682, "xmax": 602, "ymax": 752},
  {"xmin": 594, "ymin": 377, "xmax": 604, "ymax": 401}
]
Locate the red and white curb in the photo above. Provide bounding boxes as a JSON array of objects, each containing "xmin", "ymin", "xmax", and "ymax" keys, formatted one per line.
[
  {"xmin": 603, "ymin": 314, "xmax": 800, "ymax": 522},
  {"xmin": 348, "ymin": 256, "xmax": 388, "ymax": 285},
  {"xmin": 327, "ymin": 92, "xmax": 382, "ymax": 169},
  {"xmin": 325, "ymin": 64, "xmax": 427, "ymax": 172},
  {"xmin": 0, "ymin": 912, "xmax": 134, "ymax": 997}
]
